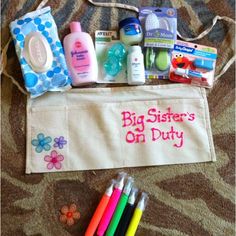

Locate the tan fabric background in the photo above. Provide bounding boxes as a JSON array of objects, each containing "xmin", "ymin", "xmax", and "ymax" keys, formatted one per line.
[{"xmin": 1, "ymin": 0, "xmax": 235, "ymax": 235}]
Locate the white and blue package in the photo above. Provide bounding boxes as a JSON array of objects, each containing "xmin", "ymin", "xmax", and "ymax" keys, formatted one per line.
[
  {"xmin": 139, "ymin": 7, "xmax": 177, "ymax": 79},
  {"xmin": 9, "ymin": 7, "xmax": 71, "ymax": 98}
]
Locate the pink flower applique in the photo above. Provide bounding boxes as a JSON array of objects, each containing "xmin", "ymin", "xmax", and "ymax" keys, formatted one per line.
[
  {"xmin": 59, "ymin": 204, "xmax": 80, "ymax": 226},
  {"xmin": 44, "ymin": 150, "xmax": 64, "ymax": 170}
]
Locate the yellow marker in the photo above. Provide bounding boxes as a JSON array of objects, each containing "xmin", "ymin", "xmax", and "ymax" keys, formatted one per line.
[{"xmin": 125, "ymin": 192, "xmax": 148, "ymax": 236}]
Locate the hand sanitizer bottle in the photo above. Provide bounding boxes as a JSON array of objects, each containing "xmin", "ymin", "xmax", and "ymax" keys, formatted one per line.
[
  {"xmin": 63, "ymin": 22, "xmax": 98, "ymax": 86},
  {"xmin": 127, "ymin": 46, "xmax": 145, "ymax": 85}
]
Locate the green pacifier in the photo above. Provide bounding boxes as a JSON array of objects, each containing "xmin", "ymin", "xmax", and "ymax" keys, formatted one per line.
[{"xmin": 104, "ymin": 42, "xmax": 127, "ymax": 77}]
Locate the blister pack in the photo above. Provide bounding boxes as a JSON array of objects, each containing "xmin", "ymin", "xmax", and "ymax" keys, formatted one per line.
[
  {"xmin": 139, "ymin": 7, "xmax": 177, "ymax": 79},
  {"xmin": 95, "ymin": 31, "xmax": 128, "ymax": 83},
  {"xmin": 169, "ymin": 40, "xmax": 217, "ymax": 88}
]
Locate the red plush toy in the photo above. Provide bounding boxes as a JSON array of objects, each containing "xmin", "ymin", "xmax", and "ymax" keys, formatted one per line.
[{"xmin": 171, "ymin": 53, "xmax": 191, "ymax": 69}]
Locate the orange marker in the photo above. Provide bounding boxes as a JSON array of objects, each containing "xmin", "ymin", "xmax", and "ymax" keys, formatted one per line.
[{"xmin": 85, "ymin": 180, "xmax": 115, "ymax": 236}]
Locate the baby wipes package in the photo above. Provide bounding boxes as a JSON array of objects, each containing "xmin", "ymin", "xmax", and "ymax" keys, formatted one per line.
[
  {"xmin": 10, "ymin": 7, "xmax": 71, "ymax": 98},
  {"xmin": 139, "ymin": 7, "xmax": 177, "ymax": 79}
]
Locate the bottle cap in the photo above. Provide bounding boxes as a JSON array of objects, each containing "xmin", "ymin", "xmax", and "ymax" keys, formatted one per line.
[
  {"xmin": 23, "ymin": 32, "xmax": 53, "ymax": 73},
  {"xmin": 128, "ymin": 45, "xmax": 142, "ymax": 53},
  {"xmin": 119, "ymin": 17, "xmax": 141, "ymax": 30},
  {"xmin": 70, "ymin": 22, "xmax": 82, "ymax": 33}
]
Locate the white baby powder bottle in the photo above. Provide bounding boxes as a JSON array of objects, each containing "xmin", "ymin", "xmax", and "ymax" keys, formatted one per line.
[
  {"xmin": 127, "ymin": 46, "xmax": 145, "ymax": 85},
  {"xmin": 63, "ymin": 22, "xmax": 98, "ymax": 86}
]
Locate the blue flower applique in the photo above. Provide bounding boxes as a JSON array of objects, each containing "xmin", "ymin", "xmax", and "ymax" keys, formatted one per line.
[
  {"xmin": 31, "ymin": 133, "xmax": 52, "ymax": 153},
  {"xmin": 54, "ymin": 136, "xmax": 67, "ymax": 149}
]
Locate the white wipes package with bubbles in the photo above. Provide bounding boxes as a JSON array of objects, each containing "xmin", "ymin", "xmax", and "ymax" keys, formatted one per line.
[{"xmin": 10, "ymin": 7, "xmax": 71, "ymax": 98}]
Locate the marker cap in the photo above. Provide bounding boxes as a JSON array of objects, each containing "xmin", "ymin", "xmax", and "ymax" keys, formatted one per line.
[
  {"xmin": 115, "ymin": 172, "xmax": 127, "ymax": 190},
  {"xmin": 128, "ymin": 187, "xmax": 138, "ymax": 205},
  {"xmin": 105, "ymin": 179, "xmax": 116, "ymax": 196},
  {"xmin": 123, "ymin": 176, "xmax": 134, "ymax": 195},
  {"xmin": 137, "ymin": 192, "xmax": 149, "ymax": 211}
]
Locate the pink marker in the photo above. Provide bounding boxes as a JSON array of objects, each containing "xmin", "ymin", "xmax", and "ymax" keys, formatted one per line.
[{"xmin": 97, "ymin": 172, "xmax": 127, "ymax": 236}]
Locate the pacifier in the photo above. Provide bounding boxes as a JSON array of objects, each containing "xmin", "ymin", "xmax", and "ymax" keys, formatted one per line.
[{"xmin": 104, "ymin": 42, "xmax": 127, "ymax": 78}]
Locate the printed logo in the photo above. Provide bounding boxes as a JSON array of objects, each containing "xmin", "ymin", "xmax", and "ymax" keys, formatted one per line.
[
  {"xmin": 75, "ymin": 41, "xmax": 81, "ymax": 48},
  {"xmin": 167, "ymin": 9, "xmax": 175, "ymax": 16},
  {"xmin": 174, "ymin": 45, "xmax": 195, "ymax": 54}
]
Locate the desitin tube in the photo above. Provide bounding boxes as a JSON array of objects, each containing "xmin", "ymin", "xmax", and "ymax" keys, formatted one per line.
[
  {"xmin": 97, "ymin": 172, "xmax": 127, "ymax": 236},
  {"xmin": 114, "ymin": 187, "xmax": 138, "ymax": 236},
  {"xmin": 106, "ymin": 177, "xmax": 134, "ymax": 236},
  {"xmin": 85, "ymin": 180, "xmax": 115, "ymax": 236},
  {"xmin": 125, "ymin": 192, "xmax": 148, "ymax": 236}
]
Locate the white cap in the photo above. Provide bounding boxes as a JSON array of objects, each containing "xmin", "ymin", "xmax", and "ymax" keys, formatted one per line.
[
  {"xmin": 175, "ymin": 68, "xmax": 189, "ymax": 76},
  {"xmin": 137, "ymin": 192, "xmax": 149, "ymax": 211},
  {"xmin": 128, "ymin": 187, "xmax": 138, "ymax": 205},
  {"xmin": 23, "ymin": 32, "xmax": 53, "ymax": 73},
  {"xmin": 128, "ymin": 45, "xmax": 142, "ymax": 54},
  {"xmin": 105, "ymin": 179, "xmax": 116, "ymax": 196},
  {"xmin": 122, "ymin": 177, "xmax": 134, "ymax": 195},
  {"xmin": 115, "ymin": 172, "xmax": 127, "ymax": 190}
]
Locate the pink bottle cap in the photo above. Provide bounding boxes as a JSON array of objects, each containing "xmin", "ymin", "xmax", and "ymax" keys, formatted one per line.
[{"xmin": 70, "ymin": 22, "xmax": 82, "ymax": 33}]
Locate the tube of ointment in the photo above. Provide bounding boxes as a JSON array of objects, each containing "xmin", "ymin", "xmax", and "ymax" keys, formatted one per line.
[
  {"xmin": 125, "ymin": 192, "xmax": 149, "ymax": 236},
  {"xmin": 106, "ymin": 176, "xmax": 134, "ymax": 236},
  {"xmin": 85, "ymin": 180, "xmax": 116, "ymax": 236},
  {"xmin": 97, "ymin": 172, "xmax": 127, "ymax": 236},
  {"xmin": 114, "ymin": 187, "xmax": 138, "ymax": 236},
  {"xmin": 175, "ymin": 68, "xmax": 203, "ymax": 78}
]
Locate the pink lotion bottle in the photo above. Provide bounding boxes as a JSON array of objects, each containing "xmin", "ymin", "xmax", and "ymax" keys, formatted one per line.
[{"xmin": 63, "ymin": 22, "xmax": 98, "ymax": 86}]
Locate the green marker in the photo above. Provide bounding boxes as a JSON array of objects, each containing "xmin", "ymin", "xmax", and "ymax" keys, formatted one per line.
[{"xmin": 105, "ymin": 176, "xmax": 134, "ymax": 236}]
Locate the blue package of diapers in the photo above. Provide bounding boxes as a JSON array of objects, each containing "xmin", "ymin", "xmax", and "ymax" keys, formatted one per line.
[{"xmin": 10, "ymin": 7, "xmax": 71, "ymax": 98}]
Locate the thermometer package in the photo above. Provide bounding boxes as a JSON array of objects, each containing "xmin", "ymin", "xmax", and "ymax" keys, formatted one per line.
[
  {"xmin": 139, "ymin": 7, "xmax": 177, "ymax": 79},
  {"xmin": 9, "ymin": 7, "xmax": 71, "ymax": 98},
  {"xmin": 169, "ymin": 40, "xmax": 217, "ymax": 88}
]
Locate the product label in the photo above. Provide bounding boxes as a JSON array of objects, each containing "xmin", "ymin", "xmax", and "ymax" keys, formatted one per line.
[
  {"xmin": 174, "ymin": 45, "xmax": 217, "ymax": 59},
  {"xmin": 139, "ymin": 7, "xmax": 177, "ymax": 49},
  {"xmin": 130, "ymin": 54, "xmax": 144, "ymax": 81},
  {"xmin": 144, "ymin": 29, "xmax": 175, "ymax": 49},
  {"xmin": 124, "ymin": 24, "xmax": 142, "ymax": 36},
  {"xmin": 71, "ymin": 40, "xmax": 90, "ymax": 77}
]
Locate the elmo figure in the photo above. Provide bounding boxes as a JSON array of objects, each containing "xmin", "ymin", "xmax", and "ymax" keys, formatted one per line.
[{"xmin": 172, "ymin": 54, "xmax": 190, "ymax": 69}]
